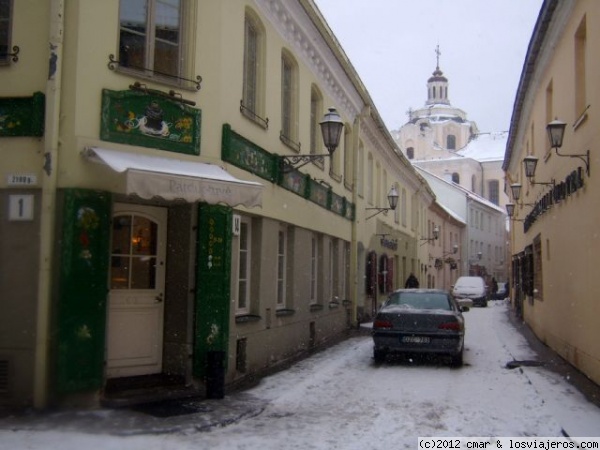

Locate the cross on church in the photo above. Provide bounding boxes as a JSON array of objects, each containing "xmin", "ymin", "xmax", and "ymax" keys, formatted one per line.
[{"xmin": 435, "ymin": 45, "xmax": 441, "ymax": 68}]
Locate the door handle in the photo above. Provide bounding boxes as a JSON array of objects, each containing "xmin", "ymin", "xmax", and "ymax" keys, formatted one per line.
[{"xmin": 155, "ymin": 293, "xmax": 163, "ymax": 303}]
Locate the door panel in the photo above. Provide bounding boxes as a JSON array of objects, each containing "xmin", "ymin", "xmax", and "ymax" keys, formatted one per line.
[{"xmin": 107, "ymin": 204, "xmax": 167, "ymax": 378}]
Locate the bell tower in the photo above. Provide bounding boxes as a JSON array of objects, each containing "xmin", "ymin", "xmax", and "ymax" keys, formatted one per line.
[{"xmin": 426, "ymin": 45, "xmax": 450, "ymax": 106}]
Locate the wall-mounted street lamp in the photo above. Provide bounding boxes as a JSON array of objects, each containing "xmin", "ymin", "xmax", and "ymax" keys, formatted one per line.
[
  {"xmin": 547, "ymin": 118, "xmax": 590, "ymax": 176},
  {"xmin": 420, "ymin": 225, "xmax": 439, "ymax": 244},
  {"xmin": 366, "ymin": 186, "xmax": 399, "ymax": 220},
  {"xmin": 509, "ymin": 183, "xmax": 534, "ymax": 206},
  {"xmin": 470, "ymin": 251, "xmax": 482, "ymax": 262},
  {"xmin": 505, "ymin": 203, "xmax": 524, "ymax": 222},
  {"xmin": 443, "ymin": 244, "xmax": 458, "ymax": 257},
  {"xmin": 280, "ymin": 107, "xmax": 344, "ymax": 172},
  {"xmin": 523, "ymin": 156, "xmax": 555, "ymax": 188}
]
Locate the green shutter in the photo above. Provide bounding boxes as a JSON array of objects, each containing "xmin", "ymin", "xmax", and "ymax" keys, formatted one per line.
[
  {"xmin": 55, "ymin": 189, "xmax": 111, "ymax": 393},
  {"xmin": 193, "ymin": 204, "xmax": 232, "ymax": 378}
]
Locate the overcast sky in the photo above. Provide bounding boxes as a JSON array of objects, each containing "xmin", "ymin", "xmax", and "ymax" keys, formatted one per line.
[{"xmin": 313, "ymin": 0, "xmax": 543, "ymax": 134}]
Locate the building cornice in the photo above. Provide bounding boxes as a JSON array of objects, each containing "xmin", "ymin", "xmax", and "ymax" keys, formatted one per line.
[{"xmin": 254, "ymin": 0, "xmax": 363, "ymax": 121}]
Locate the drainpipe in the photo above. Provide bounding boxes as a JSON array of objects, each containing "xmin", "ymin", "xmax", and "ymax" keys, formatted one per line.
[
  {"xmin": 349, "ymin": 109, "xmax": 363, "ymax": 328},
  {"xmin": 34, "ymin": 0, "xmax": 64, "ymax": 409}
]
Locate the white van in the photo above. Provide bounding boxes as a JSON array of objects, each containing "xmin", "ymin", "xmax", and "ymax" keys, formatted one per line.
[{"xmin": 452, "ymin": 276, "xmax": 488, "ymax": 307}]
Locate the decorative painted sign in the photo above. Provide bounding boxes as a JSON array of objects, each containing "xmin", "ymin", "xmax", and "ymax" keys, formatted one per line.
[
  {"xmin": 0, "ymin": 92, "xmax": 45, "ymax": 137},
  {"xmin": 221, "ymin": 124, "xmax": 278, "ymax": 182},
  {"xmin": 100, "ymin": 89, "xmax": 201, "ymax": 155}
]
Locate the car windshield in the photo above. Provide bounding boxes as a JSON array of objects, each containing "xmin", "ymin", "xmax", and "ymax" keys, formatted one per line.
[{"xmin": 386, "ymin": 292, "xmax": 451, "ymax": 310}]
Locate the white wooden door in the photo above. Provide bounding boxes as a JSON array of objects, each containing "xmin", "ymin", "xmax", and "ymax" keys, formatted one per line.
[{"xmin": 106, "ymin": 204, "xmax": 167, "ymax": 378}]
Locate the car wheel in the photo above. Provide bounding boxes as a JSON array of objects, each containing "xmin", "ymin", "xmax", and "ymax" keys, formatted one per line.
[
  {"xmin": 373, "ymin": 348, "xmax": 387, "ymax": 364},
  {"xmin": 450, "ymin": 350, "xmax": 463, "ymax": 367}
]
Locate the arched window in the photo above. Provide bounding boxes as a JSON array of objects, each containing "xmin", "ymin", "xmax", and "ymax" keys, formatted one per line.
[
  {"xmin": 406, "ymin": 147, "xmax": 414, "ymax": 159},
  {"xmin": 452, "ymin": 172, "xmax": 460, "ymax": 184},
  {"xmin": 447, "ymin": 134, "xmax": 456, "ymax": 150}
]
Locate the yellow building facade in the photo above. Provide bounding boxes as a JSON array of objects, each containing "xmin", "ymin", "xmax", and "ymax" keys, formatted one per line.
[
  {"xmin": 0, "ymin": 0, "xmax": 430, "ymax": 409},
  {"xmin": 504, "ymin": 0, "xmax": 600, "ymax": 385}
]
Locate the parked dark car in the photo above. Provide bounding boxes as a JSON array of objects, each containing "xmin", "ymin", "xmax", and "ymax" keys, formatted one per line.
[{"xmin": 372, "ymin": 289, "xmax": 468, "ymax": 366}]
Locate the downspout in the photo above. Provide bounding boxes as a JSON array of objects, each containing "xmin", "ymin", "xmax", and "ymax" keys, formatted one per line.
[
  {"xmin": 349, "ymin": 108, "xmax": 365, "ymax": 328},
  {"xmin": 34, "ymin": 0, "xmax": 64, "ymax": 409}
]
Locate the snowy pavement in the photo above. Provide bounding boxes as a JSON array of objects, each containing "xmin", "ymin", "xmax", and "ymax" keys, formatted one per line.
[{"xmin": 0, "ymin": 301, "xmax": 598, "ymax": 449}]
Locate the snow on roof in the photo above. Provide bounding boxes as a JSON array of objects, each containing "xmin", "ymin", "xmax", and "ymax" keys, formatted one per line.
[
  {"xmin": 415, "ymin": 165, "xmax": 506, "ymax": 214},
  {"xmin": 458, "ymin": 131, "xmax": 507, "ymax": 161},
  {"xmin": 438, "ymin": 202, "xmax": 466, "ymax": 225}
]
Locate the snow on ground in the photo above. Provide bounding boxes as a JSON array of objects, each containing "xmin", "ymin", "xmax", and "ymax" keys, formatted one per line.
[{"xmin": 1, "ymin": 301, "xmax": 599, "ymax": 450}]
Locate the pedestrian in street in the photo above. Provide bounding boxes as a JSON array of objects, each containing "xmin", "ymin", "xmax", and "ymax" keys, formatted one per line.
[{"xmin": 405, "ymin": 272, "xmax": 419, "ymax": 288}]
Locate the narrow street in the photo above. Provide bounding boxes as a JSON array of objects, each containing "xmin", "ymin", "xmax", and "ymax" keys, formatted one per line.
[{"xmin": 1, "ymin": 301, "xmax": 599, "ymax": 449}]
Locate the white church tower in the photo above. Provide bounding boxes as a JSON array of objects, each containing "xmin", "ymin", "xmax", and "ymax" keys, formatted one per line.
[{"xmin": 392, "ymin": 46, "xmax": 479, "ymax": 161}]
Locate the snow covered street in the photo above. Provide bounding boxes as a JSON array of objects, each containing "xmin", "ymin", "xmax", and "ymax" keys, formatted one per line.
[{"xmin": 1, "ymin": 301, "xmax": 599, "ymax": 449}]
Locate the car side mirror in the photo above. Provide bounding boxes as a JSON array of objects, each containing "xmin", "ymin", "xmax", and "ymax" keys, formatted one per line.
[{"xmin": 460, "ymin": 306, "xmax": 470, "ymax": 312}]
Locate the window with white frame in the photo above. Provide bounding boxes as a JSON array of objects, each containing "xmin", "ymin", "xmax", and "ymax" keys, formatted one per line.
[
  {"xmin": 277, "ymin": 225, "xmax": 287, "ymax": 308},
  {"xmin": 329, "ymin": 240, "xmax": 334, "ymax": 300},
  {"xmin": 488, "ymin": 180, "xmax": 500, "ymax": 205},
  {"xmin": 342, "ymin": 241, "xmax": 349, "ymax": 300},
  {"xmin": 0, "ymin": 0, "xmax": 13, "ymax": 65},
  {"xmin": 236, "ymin": 217, "xmax": 251, "ymax": 313},
  {"xmin": 281, "ymin": 50, "xmax": 298, "ymax": 145},
  {"xmin": 118, "ymin": 0, "xmax": 191, "ymax": 84},
  {"xmin": 401, "ymin": 188, "xmax": 407, "ymax": 227},
  {"xmin": 242, "ymin": 9, "xmax": 265, "ymax": 121},
  {"xmin": 310, "ymin": 86, "xmax": 323, "ymax": 156},
  {"xmin": 310, "ymin": 234, "xmax": 319, "ymax": 304}
]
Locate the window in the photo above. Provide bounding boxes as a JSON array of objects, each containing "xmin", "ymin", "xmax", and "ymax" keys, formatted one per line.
[
  {"xmin": 242, "ymin": 9, "xmax": 265, "ymax": 122},
  {"xmin": 310, "ymin": 235, "xmax": 319, "ymax": 304},
  {"xmin": 451, "ymin": 172, "xmax": 460, "ymax": 184},
  {"xmin": 329, "ymin": 241, "xmax": 334, "ymax": 300},
  {"xmin": 488, "ymin": 180, "xmax": 500, "ymax": 205},
  {"xmin": 281, "ymin": 50, "xmax": 298, "ymax": 146},
  {"xmin": 0, "ymin": 0, "xmax": 13, "ymax": 65},
  {"xmin": 574, "ymin": 16, "xmax": 587, "ymax": 119},
  {"xmin": 447, "ymin": 135, "xmax": 456, "ymax": 150},
  {"xmin": 310, "ymin": 86, "xmax": 323, "ymax": 156},
  {"xmin": 237, "ymin": 218, "xmax": 251, "ymax": 313},
  {"xmin": 406, "ymin": 147, "xmax": 414, "ymax": 159},
  {"xmin": 367, "ymin": 154, "xmax": 373, "ymax": 205},
  {"xmin": 401, "ymin": 188, "xmax": 407, "ymax": 227},
  {"xmin": 357, "ymin": 143, "xmax": 364, "ymax": 196},
  {"xmin": 277, "ymin": 225, "xmax": 287, "ymax": 308},
  {"xmin": 119, "ymin": 0, "xmax": 185, "ymax": 82},
  {"xmin": 344, "ymin": 126, "xmax": 353, "ymax": 189}
]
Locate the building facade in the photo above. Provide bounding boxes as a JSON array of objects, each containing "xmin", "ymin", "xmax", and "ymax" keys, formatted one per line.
[
  {"xmin": 416, "ymin": 167, "xmax": 508, "ymax": 285},
  {"xmin": 0, "ymin": 0, "xmax": 430, "ymax": 409},
  {"xmin": 503, "ymin": 0, "xmax": 600, "ymax": 385}
]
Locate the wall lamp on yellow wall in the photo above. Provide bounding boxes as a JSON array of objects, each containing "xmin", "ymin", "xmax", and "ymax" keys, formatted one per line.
[
  {"xmin": 419, "ymin": 225, "xmax": 439, "ymax": 244},
  {"xmin": 280, "ymin": 108, "xmax": 344, "ymax": 172},
  {"xmin": 505, "ymin": 203, "xmax": 524, "ymax": 222},
  {"xmin": 366, "ymin": 186, "xmax": 399, "ymax": 220},
  {"xmin": 509, "ymin": 183, "xmax": 534, "ymax": 206},
  {"xmin": 547, "ymin": 119, "xmax": 590, "ymax": 176},
  {"xmin": 523, "ymin": 156, "xmax": 555, "ymax": 188}
]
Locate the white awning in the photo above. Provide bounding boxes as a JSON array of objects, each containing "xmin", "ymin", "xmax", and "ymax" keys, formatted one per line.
[{"xmin": 83, "ymin": 147, "xmax": 263, "ymax": 208}]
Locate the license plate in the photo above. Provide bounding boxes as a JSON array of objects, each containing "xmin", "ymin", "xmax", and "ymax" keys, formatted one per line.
[{"xmin": 402, "ymin": 336, "xmax": 430, "ymax": 344}]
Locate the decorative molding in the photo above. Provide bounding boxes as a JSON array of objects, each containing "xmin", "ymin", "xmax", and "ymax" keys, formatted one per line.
[{"xmin": 254, "ymin": 0, "xmax": 362, "ymax": 120}]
